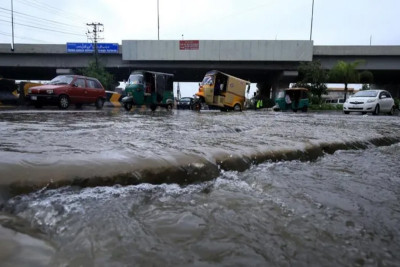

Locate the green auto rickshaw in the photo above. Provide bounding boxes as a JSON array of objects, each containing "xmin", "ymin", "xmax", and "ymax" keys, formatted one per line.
[
  {"xmin": 273, "ymin": 87, "xmax": 309, "ymax": 112},
  {"xmin": 122, "ymin": 70, "xmax": 174, "ymax": 111}
]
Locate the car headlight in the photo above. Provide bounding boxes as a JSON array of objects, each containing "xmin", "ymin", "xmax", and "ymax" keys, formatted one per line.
[
  {"xmin": 46, "ymin": 89, "xmax": 54, "ymax": 94},
  {"xmin": 367, "ymin": 99, "xmax": 376, "ymax": 103},
  {"xmin": 28, "ymin": 88, "xmax": 32, "ymax": 94}
]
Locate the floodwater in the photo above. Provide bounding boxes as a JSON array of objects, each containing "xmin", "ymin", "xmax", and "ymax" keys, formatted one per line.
[{"xmin": 0, "ymin": 108, "xmax": 400, "ymax": 266}]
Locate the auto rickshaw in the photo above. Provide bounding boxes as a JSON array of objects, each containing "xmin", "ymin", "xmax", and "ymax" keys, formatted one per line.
[
  {"xmin": 194, "ymin": 70, "xmax": 250, "ymax": 111},
  {"xmin": 274, "ymin": 87, "xmax": 309, "ymax": 112},
  {"xmin": 122, "ymin": 70, "xmax": 174, "ymax": 111}
]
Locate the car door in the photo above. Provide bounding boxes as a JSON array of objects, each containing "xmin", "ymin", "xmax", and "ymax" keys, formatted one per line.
[
  {"xmin": 385, "ymin": 91, "xmax": 394, "ymax": 112},
  {"xmin": 69, "ymin": 77, "xmax": 86, "ymax": 103},
  {"xmin": 86, "ymin": 79, "xmax": 99, "ymax": 103},
  {"xmin": 379, "ymin": 91, "xmax": 391, "ymax": 112},
  {"xmin": 88, "ymin": 79, "xmax": 105, "ymax": 102}
]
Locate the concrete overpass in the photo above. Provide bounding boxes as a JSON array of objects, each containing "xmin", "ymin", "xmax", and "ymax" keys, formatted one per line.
[{"xmin": 1, "ymin": 40, "xmax": 400, "ymax": 96}]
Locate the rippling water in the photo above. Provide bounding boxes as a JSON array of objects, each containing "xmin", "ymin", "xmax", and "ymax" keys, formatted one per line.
[
  {"xmin": 1, "ymin": 109, "xmax": 400, "ymax": 266},
  {"xmin": 1, "ymin": 109, "xmax": 399, "ymax": 189},
  {"xmin": 2, "ymin": 143, "xmax": 400, "ymax": 266}
]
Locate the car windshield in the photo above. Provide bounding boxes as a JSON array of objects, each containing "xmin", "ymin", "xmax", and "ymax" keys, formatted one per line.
[
  {"xmin": 128, "ymin": 74, "xmax": 144, "ymax": 85},
  {"xmin": 49, "ymin": 75, "xmax": 74, "ymax": 85},
  {"xmin": 201, "ymin": 75, "xmax": 214, "ymax": 85},
  {"xmin": 353, "ymin": 91, "xmax": 378, "ymax": 97},
  {"xmin": 180, "ymin": 98, "xmax": 191, "ymax": 102}
]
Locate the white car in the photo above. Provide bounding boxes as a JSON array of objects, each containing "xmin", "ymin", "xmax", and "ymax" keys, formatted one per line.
[{"xmin": 343, "ymin": 90, "xmax": 396, "ymax": 115}]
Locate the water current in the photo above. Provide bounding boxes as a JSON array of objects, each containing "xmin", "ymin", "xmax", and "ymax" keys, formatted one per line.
[{"xmin": 0, "ymin": 108, "xmax": 400, "ymax": 266}]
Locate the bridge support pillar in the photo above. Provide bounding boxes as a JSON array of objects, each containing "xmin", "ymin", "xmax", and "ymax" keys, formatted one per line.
[
  {"xmin": 270, "ymin": 70, "xmax": 299, "ymax": 98},
  {"xmin": 255, "ymin": 71, "xmax": 298, "ymax": 108}
]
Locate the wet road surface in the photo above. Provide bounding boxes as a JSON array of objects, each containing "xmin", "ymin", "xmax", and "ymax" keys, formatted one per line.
[{"xmin": 1, "ymin": 108, "xmax": 400, "ymax": 266}]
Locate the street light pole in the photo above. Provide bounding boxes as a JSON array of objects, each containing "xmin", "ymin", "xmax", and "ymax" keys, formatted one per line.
[
  {"xmin": 11, "ymin": 0, "xmax": 14, "ymax": 51},
  {"xmin": 157, "ymin": 0, "xmax": 160, "ymax": 40},
  {"xmin": 310, "ymin": 0, "xmax": 314, "ymax": 41}
]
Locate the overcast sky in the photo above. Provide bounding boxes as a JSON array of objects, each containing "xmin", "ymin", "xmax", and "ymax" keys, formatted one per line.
[
  {"xmin": 1, "ymin": 0, "xmax": 400, "ymax": 45},
  {"xmin": 1, "ymin": 0, "xmax": 399, "ymax": 96}
]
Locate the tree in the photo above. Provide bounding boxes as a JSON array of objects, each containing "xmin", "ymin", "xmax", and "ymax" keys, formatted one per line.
[
  {"xmin": 359, "ymin": 70, "xmax": 374, "ymax": 84},
  {"xmin": 329, "ymin": 60, "xmax": 367, "ymax": 101},
  {"xmin": 295, "ymin": 60, "xmax": 328, "ymax": 103},
  {"xmin": 77, "ymin": 61, "xmax": 116, "ymax": 91},
  {"xmin": 361, "ymin": 84, "xmax": 370, "ymax": 90}
]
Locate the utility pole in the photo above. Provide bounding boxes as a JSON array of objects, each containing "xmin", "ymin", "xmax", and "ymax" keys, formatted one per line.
[
  {"xmin": 310, "ymin": 0, "xmax": 314, "ymax": 41},
  {"xmin": 11, "ymin": 0, "xmax": 14, "ymax": 51},
  {"xmin": 86, "ymin": 22, "xmax": 104, "ymax": 68},
  {"xmin": 157, "ymin": 0, "xmax": 160, "ymax": 40}
]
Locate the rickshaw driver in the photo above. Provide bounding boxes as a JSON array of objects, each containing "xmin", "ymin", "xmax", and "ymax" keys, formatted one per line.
[{"xmin": 285, "ymin": 93, "xmax": 292, "ymax": 109}]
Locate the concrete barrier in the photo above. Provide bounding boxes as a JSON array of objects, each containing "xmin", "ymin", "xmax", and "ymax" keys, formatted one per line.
[
  {"xmin": 105, "ymin": 90, "xmax": 122, "ymax": 107},
  {"xmin": 0, "ymin": 79, "xmax": 18, "ymax": 106}
]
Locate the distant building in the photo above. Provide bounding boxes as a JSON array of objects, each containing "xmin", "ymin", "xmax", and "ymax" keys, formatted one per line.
[{"xmin": 322, "ymin": 87, "xmax": 358, "ymax": 102}]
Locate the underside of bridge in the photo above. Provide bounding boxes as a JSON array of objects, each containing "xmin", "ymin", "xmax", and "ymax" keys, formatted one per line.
[{"xmin": 0, "ymin": 63, "xmax": 299, "ymax": 84}]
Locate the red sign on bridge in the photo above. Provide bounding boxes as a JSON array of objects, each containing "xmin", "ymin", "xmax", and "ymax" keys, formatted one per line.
[{"xmin": 179, "ymin": 40, "xmax": 199, "ymax": 50}]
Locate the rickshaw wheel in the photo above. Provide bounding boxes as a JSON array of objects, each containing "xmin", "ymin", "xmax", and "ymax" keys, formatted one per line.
[
  {"xmin": 233, "ymin": 103, "xmax": 242, "ymax": 112},
  {"xmin": 150, "ymin": 104, "xmax": 157, "ymax": 111},
  {"xmin": 166, "ymin": 104, "xmax": 173, "ymax": 111},
  {"xmin": 124, "ymin": 102, "xmax": 133, "ymax": 111}
]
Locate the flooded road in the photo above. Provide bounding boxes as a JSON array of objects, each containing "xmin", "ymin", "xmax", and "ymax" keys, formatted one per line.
[{"xmin": 1, "ymin": 108, "xmax": 400, "ymax": 266}]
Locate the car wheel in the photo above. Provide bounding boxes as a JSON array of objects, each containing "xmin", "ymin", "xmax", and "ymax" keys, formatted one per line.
[
  {"xmin": 124, "ymin": 102, "xmax": 133, "ymax": 111},
  {"xmin": 344, "ymin": 111, "xmax": 350, "ymax": 114},
  {"xmin": 58, "ymin": 95, "xmax": 70, "ymax": 109},
  {"xmin": 233, "ymin": 103, "xmax": 242, "ymax": 111},
  {"xmin": 387, "ymin": 106, "xmax": 395, "ymax": 115},
  {"xmin": 372, "ymin": 104, "xmax": 380, "ymax": 115},
  {"xmin": 95, "ymin": 98, "xmax": 104, "ymax": 109}
]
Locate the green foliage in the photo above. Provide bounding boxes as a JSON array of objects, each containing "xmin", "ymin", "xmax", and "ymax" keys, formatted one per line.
[
  {"xmin": 361, "ymin": 84, "xmax": 370, "ymax": 90},
  {"xmin": 328, "ymin": 60, "xmax": 373, "ymax": 101},
  {"xmin": 309, "ymin": 103, "xmax": 343, "ymax": 110},
  {"xmin": 329, "ymin": 60, "xmax": 363, "ymax": 84},
  {"xmin": 359, "ymin": 70, "xmax": 374, "ymax": 84},
  {"xmin": 394, "ymin": 98, "xmax": 400, "ymax": 110},
  {"xmin": 295, "ymin": 61, "xmax": 328, "ymax": 103},
  {"xmin": 77, "ymin": 61, "xmax": 116, "ymax": 91},
  {"xmin": 309, "ymin": 94, "xmax": 321, "ymax": 105}
]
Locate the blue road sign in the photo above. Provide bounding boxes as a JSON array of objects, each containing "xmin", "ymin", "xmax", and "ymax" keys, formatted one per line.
[{"xmin": 66, "ymin": 43, "xmax": 119, "ymax": 53}]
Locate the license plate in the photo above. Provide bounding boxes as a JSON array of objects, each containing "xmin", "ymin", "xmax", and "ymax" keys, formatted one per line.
[{"xmin": 31, "ymin": 96, "xmax": 37, "ymax": 100}]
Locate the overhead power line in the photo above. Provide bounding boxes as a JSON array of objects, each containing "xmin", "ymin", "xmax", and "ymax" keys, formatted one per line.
[
  {"xmin": 0, "ymin": 18, "xmax": 85, "ymax": 36},
  {"xmin": 0, "ymin": 10, "xmax": 84, "ymax": 35},
  {"xmin": 0, "ymin": 30, "xmax": 51, "ymax": 43},
  {"xmin": 15, "ymin": 0, "xmax": 87, "ymax": 23},
  {"xmin": 0, "ymin": 7, "xmax": 86, "ymax": 31}
]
